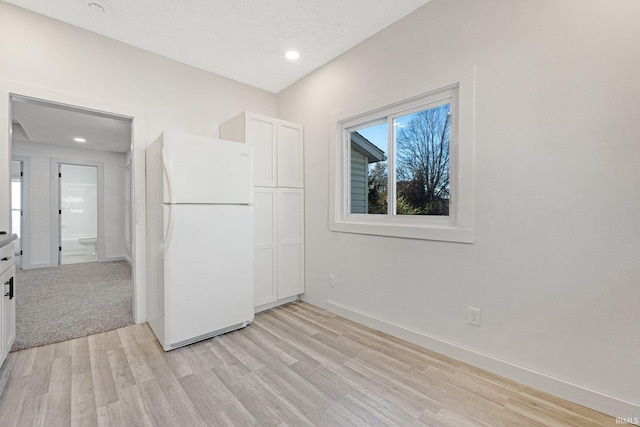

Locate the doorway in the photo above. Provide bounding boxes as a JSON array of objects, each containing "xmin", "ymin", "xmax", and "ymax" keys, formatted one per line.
[
  {"xmin": 10, "ymin": 95, "xmax": 132, "ymax": 268},
  {"xmin": 9, "ymin": 94, "xmax": 136, "ymax": 349},
  {"xmin": 58, "ymin": 163, "xmax": 99, "ymax": 265},
  {"xmin": 10, "ymin": 160, "xmax": 22, "ymax": 269}
]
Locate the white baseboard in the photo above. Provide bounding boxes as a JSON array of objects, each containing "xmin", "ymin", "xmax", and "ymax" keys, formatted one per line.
[
  {"xmin": 255, "ymin": 295, "xmax": 299, "ymax": 313},
  {"xmin": 103, "ymin": 256, "xmax": 126, "ymax": 262},
  {"xmin": 23, "ymin": 262, "xmax": 55, "ymax": 270},
  {"xmin": 22, "ymin": 258, "xmax": 126, "ymax": 269},
  {"xmin": 326, "ymin": 300, "xmax": 639, "ymax": 421}
]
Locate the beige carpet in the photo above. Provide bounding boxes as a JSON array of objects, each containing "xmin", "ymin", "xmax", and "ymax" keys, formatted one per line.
[{"xmin": 12, "ymin": 260, "xmax": 134, "ymax": 351}]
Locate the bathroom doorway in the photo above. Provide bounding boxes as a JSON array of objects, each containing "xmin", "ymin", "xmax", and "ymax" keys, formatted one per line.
[{"xmin": 58, "ymin": 163, "xmax": 99, "ymax": 265}]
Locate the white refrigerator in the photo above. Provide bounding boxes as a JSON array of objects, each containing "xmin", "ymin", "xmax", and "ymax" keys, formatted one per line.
[{"xmin": 146, "ymin": 131, "xmax": 254, "ymax": 351}]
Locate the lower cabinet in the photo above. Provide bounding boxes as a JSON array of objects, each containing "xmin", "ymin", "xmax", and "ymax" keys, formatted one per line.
[
  {"xmin": 2, "ymin": 266, "xmax": 15, "ymax": 360},
  {"xmin": 0, "ymin": 243, "xmax": 16, "ymax": 365},
  {"xmin": 253, "ymin": 187, "xmax": 304, "ymax": 309}
]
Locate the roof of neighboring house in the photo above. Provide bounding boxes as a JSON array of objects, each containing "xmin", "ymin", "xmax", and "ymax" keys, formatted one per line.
[{"xmin": 351, "ymin": 132, "xmax": 386, "ymax": 163}]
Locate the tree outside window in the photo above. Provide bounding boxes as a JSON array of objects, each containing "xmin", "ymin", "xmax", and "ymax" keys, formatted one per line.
[
  {"xmin": 352, "ymin": 102, "xmax": 451, "ymax": 216},
  {"xmin": 394, "ymin": 103, "xmax": 450, "ymax": 216}
]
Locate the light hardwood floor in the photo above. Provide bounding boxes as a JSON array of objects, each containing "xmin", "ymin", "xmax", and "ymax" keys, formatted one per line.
[{"xmin": 0, "ymin": 301, "xmax": 614, "ymax": 426}]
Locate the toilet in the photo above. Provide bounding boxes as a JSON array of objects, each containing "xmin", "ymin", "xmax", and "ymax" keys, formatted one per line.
[{"xmin": 77, "ymin": 237, "xmax": 97, "ymax": 255}]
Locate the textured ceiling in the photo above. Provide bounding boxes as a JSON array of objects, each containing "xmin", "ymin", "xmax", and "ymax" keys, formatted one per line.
[
  {"xmin": 12, "ymin": 97, "xmax": 132, "ymax": 153},
  {"xmin": 3, "ymin": 0, "xmax": 430, "ymax": 93}
]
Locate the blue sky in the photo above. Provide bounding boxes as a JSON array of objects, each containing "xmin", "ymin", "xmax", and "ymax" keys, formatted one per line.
[
  {"xmin": 357, "ymin": 122, "xmax": 388, "ymax": 155},
  {"xmin": 357, "ymin": 106, "xmax": 450, "ymax": 159}
]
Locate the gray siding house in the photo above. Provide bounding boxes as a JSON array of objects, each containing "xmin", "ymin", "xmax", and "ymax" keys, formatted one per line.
[{"xmin": 350, "ymin": 132, "xmax": 386, "ymax": 214}]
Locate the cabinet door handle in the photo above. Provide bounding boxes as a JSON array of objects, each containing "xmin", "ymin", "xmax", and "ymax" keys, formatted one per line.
[
  {"xmin": 1, "ymin": 257, "xmax": 10, "ymax": 261},
  {"xmin": 4, "ymin": 277, "xmax": 13, "ymax": 299}
]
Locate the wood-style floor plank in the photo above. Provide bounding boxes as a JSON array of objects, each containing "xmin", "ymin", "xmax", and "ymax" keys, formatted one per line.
[
  {"xmin": 116, "ymin": 384, "xmax": 155, "ymax": 427},
  {"xmin": 44, "ymin": 355, "xmax": 72, "ymax": 426},
  {"xmin": 88, "ymin": 334, "xmax": 119, "ymax": 408},
  {"xmin": 16, "ymin": 392, "xmax": 47, "ymax": 427},
  {"xmin": 0, "ymin": 301, "xmax": 615, "ymax": 426},
  {"xmin": 71, "ymin": 371, "xmax": 98, "ymax": 427}
]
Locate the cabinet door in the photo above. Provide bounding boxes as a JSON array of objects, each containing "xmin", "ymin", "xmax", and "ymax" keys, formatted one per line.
[
  {"xmin": 276, "ymin": 121, "xmax": 304, "ymax": 188},
  {"xmin": 253, "ymin": 188, "xmax": 278, "ymax": 306},
  {"xmin": 246, "ymin": 113, "xmax": 277, "ymax": 187},
  {"xmin": 3, "ymin": 265, "xmax": 15, "ymax": 355},
  {"xmin": 277, "ymin": 188, "xmax": 304, "ymax": 298},
  {"xmin": 0, "ymin": 267, "xmax": 8, "ymax": 362}
]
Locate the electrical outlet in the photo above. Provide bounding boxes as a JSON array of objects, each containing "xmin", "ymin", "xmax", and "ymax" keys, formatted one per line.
[
  {"xmin": 468, "ymin": 306, "xmax": 481, "ymax": 326},
  {"xmin": 328, "ymin": 274, "xmax": 335, "ymax": 287}
]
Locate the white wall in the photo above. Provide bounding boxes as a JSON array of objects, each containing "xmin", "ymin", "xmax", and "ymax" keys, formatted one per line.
[
  {"xmin": 0, "ymin": 2, "xmax": 276, "ymax": 137},
  {"xmin": 12, "ymin": 141, "xmax": 126, "ymax": 268},
  {"xmin": 277, "ymin": 0, "xmax": 640, "ymax": 418},
  {"xmin": 0, "ymin": 2, "xmax": 277, "ymax": 320}
]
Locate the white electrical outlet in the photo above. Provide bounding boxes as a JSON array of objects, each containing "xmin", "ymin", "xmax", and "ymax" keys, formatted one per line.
[
  {"xmin": 468, "ymin": 306, "xmax": 481, "ymax": 326},
  {"xmin": 328, "ymin": 274, "xmax": 335, "ymax": 287}
]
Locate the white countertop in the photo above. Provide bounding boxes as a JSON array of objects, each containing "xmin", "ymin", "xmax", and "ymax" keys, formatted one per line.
[{"xmin": 0, "ymin": 234, "xmax": 17, "ymax": 248}]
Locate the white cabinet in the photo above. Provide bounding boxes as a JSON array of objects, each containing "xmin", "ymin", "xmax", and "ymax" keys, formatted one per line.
[
  {"xmin": 252, "ymin": 188, "xmax": 305, "ymax": 307},
  {"xmin": 276, "ymin": 122, "xmax": 304, "ymax": 188},
  {"xmin": 221, "ymin": 113, "xmax": 305, "ymax": 310},
  {"xmin": 276, "ymin": 188, "xmax": 304, "ymax": 299},
  {"xmin": 220, "ymin": 112, "xmax": 304, "ymax": 188},
  {"xmin": 253, "ymin": 188, "xmax": 277, "ymax": 306},
  {"xmin": 1, "ymin": 266, "xmax": 15, "ymax": 360},
  {"xmin": 222, "ymin": 113, "xmax": 277, "ymax": 187},
  {"xmin": 0, "ymin": 242, "xmax": 16, "ymax": 365}
]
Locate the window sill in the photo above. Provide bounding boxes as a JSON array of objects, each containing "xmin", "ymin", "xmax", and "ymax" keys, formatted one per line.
[{"xmin": 330, "ymin": 219, "xmax": 473, "ymax": 243}]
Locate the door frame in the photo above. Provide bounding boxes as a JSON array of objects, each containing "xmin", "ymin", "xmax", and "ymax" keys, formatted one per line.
[
  {"xmin": 11, "ymin": 157, "xmax": 29, "ymax": 269},
  {"xmin": 53, "ymin": 161, "xmax": 103, "ymax": 265},
  {"xmin": 1, "ymin": 83, "xmax": 148, "ymax": 323}
]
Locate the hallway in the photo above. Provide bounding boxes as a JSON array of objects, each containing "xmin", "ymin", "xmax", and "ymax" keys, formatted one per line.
[{"xmin": 12, "ymin": 260, "xmax": 133, "ymax": 351}]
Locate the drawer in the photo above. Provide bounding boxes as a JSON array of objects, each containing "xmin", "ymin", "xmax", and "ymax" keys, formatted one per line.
[{"xmin": 0, "ymin": 243, "xmax": 14, "ymax": 275}]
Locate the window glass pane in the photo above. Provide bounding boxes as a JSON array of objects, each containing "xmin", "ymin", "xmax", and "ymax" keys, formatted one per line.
[
  {"xmin": 394, "ymin": 103, "xmax": 450, "ymax": 216},
  {"xmin": 11, "ymin": 181, "xmax": 21, "ymax": 238},
  {"xmin": 11, "ymin": 181, "xmax": 21, "ymax": 209},
  {"xmin": 349, "ymin": 123, "xmax": 388, "ymax": 214},
  {"xmin": 11, "ymin": 209, "xmax": 20, "ymax": 239}
]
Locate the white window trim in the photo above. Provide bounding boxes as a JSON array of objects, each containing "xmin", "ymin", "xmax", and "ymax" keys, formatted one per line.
[{"xmin": 329, "ymin": 66, "xmax": 475, "ymax": 243}]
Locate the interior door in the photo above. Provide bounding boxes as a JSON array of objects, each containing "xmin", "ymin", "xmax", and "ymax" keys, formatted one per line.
[{"xmin": 59, "ymin": 164, "xmax": 98, "ymax": 265}]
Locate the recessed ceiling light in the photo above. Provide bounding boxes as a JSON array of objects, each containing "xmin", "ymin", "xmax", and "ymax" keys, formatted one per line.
[
  {"xmin": 285, "ymin": 50, "xmax": 300, "ymax": 61},
  {"xmin": 74, "ymin": 137, "xmax": 87, "ymax": 143}
]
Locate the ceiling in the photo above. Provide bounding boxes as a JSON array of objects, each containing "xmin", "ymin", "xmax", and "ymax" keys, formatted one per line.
[
  {"xmin": 12, "ymin": 96, "xmax": 132, "ymax": 153},
  {"xmin": 4, "ymin": 0, "xmax": 431, "ymax": 93},
  {"xmin": 7, "ymin": 0, "xmax": 430, "ymax": 153}
]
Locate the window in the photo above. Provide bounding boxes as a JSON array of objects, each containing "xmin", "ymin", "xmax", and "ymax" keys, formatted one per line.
[{"xmin": 330, "ymin": 70, "xmax": 474, "ymax": 242}]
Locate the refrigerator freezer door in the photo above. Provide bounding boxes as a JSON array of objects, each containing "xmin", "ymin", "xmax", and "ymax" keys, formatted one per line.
[
  {"xmin": 163, "ymin": 204, "xmax": 254, "ymax": 347},
  {"xmin": 162, "ymin": 131, "xmax": 252, "ymax": 205}
]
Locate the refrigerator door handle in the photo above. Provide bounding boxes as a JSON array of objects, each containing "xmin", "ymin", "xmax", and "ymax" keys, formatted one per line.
[
  {"xmin": 163, "ymin": 203, "xmax": 175, "ymax": 259},
  {"xmin": 162, "ymin": 148, "xmax": 175, "ymax": 204},
  {"xmin": 162, "ymin": 149, "xmax": 176, "ymax": 259}
]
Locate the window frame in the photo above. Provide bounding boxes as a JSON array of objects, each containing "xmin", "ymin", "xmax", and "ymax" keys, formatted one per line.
[{"xmin": 329, "ymin": 68, "xmax": 474, "ymax": 243}]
